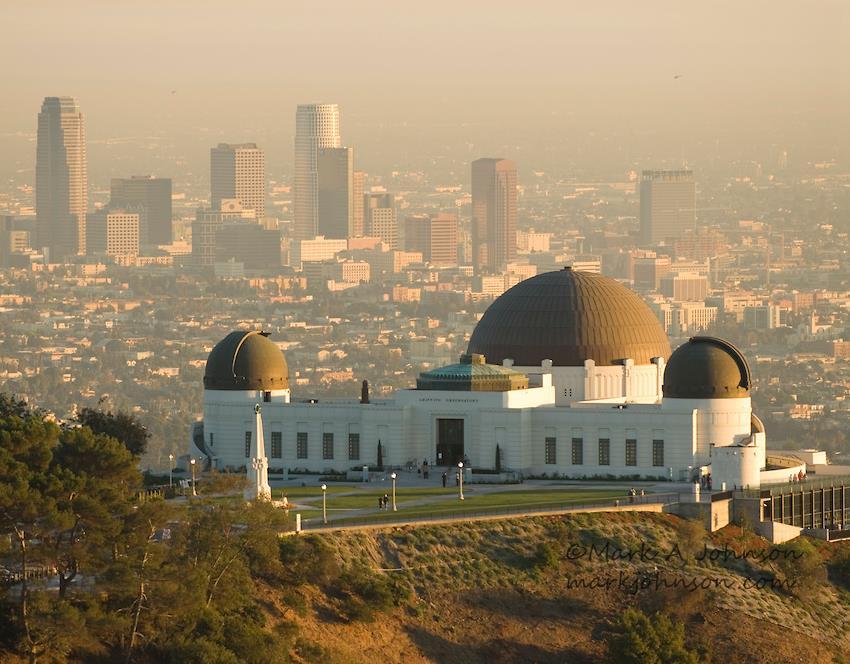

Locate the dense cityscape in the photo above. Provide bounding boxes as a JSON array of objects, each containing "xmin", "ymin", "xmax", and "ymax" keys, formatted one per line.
[
  {"xmin": 2, "ymin": 99, "xmax": 849, "ymax": 471},
  {"xmin": 2, "ymin": 3, "xmax": 850, "ymax": 662}
]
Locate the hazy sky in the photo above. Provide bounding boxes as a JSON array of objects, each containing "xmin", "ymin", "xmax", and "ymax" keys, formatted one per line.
[{"xmin": 2, "ymin": 1, "xmax": 848, "ymax": 181}]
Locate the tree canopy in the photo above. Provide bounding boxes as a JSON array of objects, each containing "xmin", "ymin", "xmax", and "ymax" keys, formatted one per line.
[
  {"xmin": 75, "ymin": 408, "xmax": 150, "ymax": 457},
  {"xmin": 0, "ymin": 394, "xmax": 290, "ymax": 663}
]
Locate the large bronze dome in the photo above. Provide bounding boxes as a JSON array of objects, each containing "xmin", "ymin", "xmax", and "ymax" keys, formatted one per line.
[
  {"xmin": 467, "ymin": 268, "xmax": 671, "ymax": 367},
  {"xmin": 204, "ymin": 330, "xmax": 289, "ymax": 391},
  {"xmin": 663, "ymin": 336, "xmax": 751, "ymax": 399}
]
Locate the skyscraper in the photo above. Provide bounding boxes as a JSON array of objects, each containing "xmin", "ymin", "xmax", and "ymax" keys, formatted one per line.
[
  {"xmin": 294, "ymin": 104, "xmax": 341, "ymax": 240},
  {"xmin": 211, "ymin": 143, "xmax": 265, "ymax": 217},
  {"xmin": 36, "ymin": 96, "xmax": 87, "ymax": 259},
  {"xmin": 109, "ymin": 176, "xmax": 172, "ymax": 245},
  {"xmin": 215, "ymin": 221, "xmax": 281, "ymax": 273},
  {"xmin": 404, "ymin": 212, "xmax": 457, "ymax": 265},
  {"xmin": 639, "ymin": 170, "xmax": 695, "ymax": 244},
  {"xmin": 351, "ymin": 171, "xmax": 366, "ymax": 237},
  {"xmin": 86, "ymin": 209, "xmax": 140, "ymax": 257},
  {"xmin": 404, "ymin": 214, "xmax": 429, "ymax": 255},
  {"xmin": 192, "ymin": 199, "xmax": 256, "ymax": 267},
  {"xmin": 364, "ymin": 193, "xmax": 397, "ymax": 249},
  {"xmin": 317, "ymin": 147, "xmax": 353, "ymax": 238},
  {"xmin": 427, "ymin": 211, "xmax": 458, "ymax": 266},
  {"xmin": 471, "ymin": 158, "xmax": 517, "ymax": 272}
]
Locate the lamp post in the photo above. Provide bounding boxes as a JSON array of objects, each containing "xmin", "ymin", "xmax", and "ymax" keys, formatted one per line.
[
  {"xmin": 458, "ymin": 461, "xmax": 464, "ymax": 500},
  {"xmin": 390, "ymin": 472, "xmax": 397, "ymax": 511},
  {"xmin": 321, "ymin": 484, "xmax": 328, "ymax": 524},
  {"xmin": 190, "ymin": 458, "xmax": 197, "ymax": 496},
  {"xmin": 168, "ymin": 453, "xmax": 174, "ymax": 488}
]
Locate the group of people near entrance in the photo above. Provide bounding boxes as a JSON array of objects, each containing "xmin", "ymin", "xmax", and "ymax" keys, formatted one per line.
[{"xmin": 699, "ymin": 473, "xmax": 713, "ymax": 490}]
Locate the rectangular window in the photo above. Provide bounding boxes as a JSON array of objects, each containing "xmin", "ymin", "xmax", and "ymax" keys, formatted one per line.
[
  {"xmin": 598, "ymin": 439, "xmax": 610, "ymax": 466},
  {"xmin": 297, "ymin": 432, "xmax": 308, "ymax": 459},
  {"xmin": 322, "ymin": 433, "xmax": 334, "ymax": 460},
  {"xmin": 571, "ymin": 437, "xmax": 583, "ymax": 465},
  {"xmin": 271, "ymin": 432, "xmax": 282, "ymax": 459},
  {"xmin": 209, "ymin": 432, "xmax": 214, "ymax": 448},
  {"xmin": 545, "ymin": 437, "xmax": 557, "ymax": 465},
  {"xmin": 263, "ymin": 391, "xmax": 271, "ymax": 403},
  {"xmin": 348, "ymin": 433, "xmax": 360, "ymax": 460},
  {"xmin": 652, "ymin": 439, "xmax": 664, "ymax": 467},
  {"xmin": 625, "ymin": 439, "xmax": 637, "ymax": 467},
  {"xmin": 244, "ymin": 431, "xmax": 252, "ymax": 457}
]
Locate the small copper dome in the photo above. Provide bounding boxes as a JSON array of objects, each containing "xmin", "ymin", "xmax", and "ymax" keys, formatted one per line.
[
  {"xmin": 663, "ymin": 336, "xmax": 751, "ymax": 399},
  {"xmin": 204, "ymin": 331, "xmax": 289, "ymax": 391}
]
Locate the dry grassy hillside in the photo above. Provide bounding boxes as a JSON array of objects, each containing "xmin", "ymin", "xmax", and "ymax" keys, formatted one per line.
[{"xmin": 263, "ymin": 513, "xmax": 850, "ymax": 663}]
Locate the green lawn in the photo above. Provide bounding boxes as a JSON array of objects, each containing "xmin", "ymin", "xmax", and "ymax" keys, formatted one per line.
[
  {"xmin": 274, "ymin": 486, "xmax": 457, "ymax": 506},
  {"xmin": 271, "ymin": 485, "xmax": 359, "ymax": 500},
  {"xmin": 298, "ymin": 488, "xmax": 625, "ymax": 525}
]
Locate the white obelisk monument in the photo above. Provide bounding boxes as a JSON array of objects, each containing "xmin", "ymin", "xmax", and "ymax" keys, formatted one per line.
[{"xmin": 245, "ymin": 402, "xmax": 272, "ymax": 501}]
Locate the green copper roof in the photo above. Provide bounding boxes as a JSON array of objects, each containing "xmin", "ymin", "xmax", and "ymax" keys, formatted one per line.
[{"xmin": 417, "ymin": 354, "xmax": 529, "ymax": 392}]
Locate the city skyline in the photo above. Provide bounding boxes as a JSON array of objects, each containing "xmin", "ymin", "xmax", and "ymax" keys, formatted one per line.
[{"xmin": 1, "ymin": 3, "xmax": 847, "ymax": 185}]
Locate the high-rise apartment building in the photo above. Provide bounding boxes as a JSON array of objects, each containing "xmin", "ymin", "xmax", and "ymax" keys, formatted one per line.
[
  {"xmin": 294, "ymin": 104, "xmax": 341, "ymax": 240},
  {"xmin": 404, "ymin": 214, "xmax": 429, "ymax": 255},
  {"xmin": 405, "ymin": 212, "xmax": 458, "ymax": 265},
  {"xmin": 214, "ymin": 221, "xmax": 281, "ymax": 272},
  {"xmin": 351, "ymin": 171, "xmax": 366, "ymax": 237},
  {"xmin": 211, "ymin": 143, "xmax": 265, "ymax": 218},
  {"xmin": 0, "ymin": 216, "xmax": 31, "ymax": 267},
  {"xmin": 109, "ymin": 176, "xmax": 172, "ymax": 245},
  {"xmin": 192, "ymin": 199, "xmax": 256, "ymax": 267},
  {"xmin": 86, "ymin": 209, "xmax": 140, "ymax": 257},
  {"xmin": 639, "ymin": 170, "xmax": 695, "ymax": 244},
  {"xmin": 317, "ymin": 147, "xmax": 353, "ymax": 238},
  {"xmin": 471, "ymin": 158, "xmax": 517, "ymax": 272},
  {"xmin": 364, "ymin": 193, "xmax": 397, "ymax": 249},
  {"xmin": 632, "ymin": 253, "xmax": 672, "ymax": 290},
  {"xmin": 290, "ymin": 236, "xmax": 349, "ymax": 269},
  {"xmin": 428, "ymin": 212, "xmax": 458, "ymax": 266},
  {"xmin": 36, "ymin": 96, "xmax": 87, "ymax": 259},
  {"xmin": 660, "ymin": 273, "xmax": 709, "ymax": 302}
]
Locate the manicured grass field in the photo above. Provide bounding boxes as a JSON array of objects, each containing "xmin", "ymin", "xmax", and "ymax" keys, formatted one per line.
[
  {"xmin": 297, "ymin": 487, "xmax": 626, "ymax": 524},
  {"xmin": 272, "ymin": 484, "xmax": 457, "ymax": 509}
]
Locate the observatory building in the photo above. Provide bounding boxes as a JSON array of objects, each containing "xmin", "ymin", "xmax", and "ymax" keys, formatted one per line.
[{"xmin": 190, "ymin": 269, "xmax": 769, "ymax": 489}]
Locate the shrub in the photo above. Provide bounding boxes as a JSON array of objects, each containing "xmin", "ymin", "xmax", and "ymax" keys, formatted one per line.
[
  {"xmin": 608, "ymin": 608, "xmax": 700, "ymax": 664},
  {"xmin": 676, "ymin": 517, "xmax": 707, "ymax": 557},
  {"xmin": 279, "ymin": 536, "xmax": 340, "ymax": 586},
  {"xmin": 280, "ymin": 588, "xmax": 308, "ymax": 617},
  {"xmin": 829, "ymin": 548, "xmax": 850, "ymax": 590},
  {"xmin": 772, "ymin": 537, "xmax": 826, "ymax": 598},
  {"xmin": 533, "ymin": 542, "xmax": 561, "ymax": 571},
  {"xmin": 294, "ymin": 638, "xmax": 329, "ymax": 661},
  {"xmin": 341, "ymin": 596, "xmax": 375, "ymax": 623},
  {"xmin": 340, "ymin": 565, "xmax": 394, "ymax": 612},
  {"xmin": 274, "ymin": 621, "xmax": 299, "ymax": 644}
]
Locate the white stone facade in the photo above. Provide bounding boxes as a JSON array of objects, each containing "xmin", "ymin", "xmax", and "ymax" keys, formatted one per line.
[{"xmin": 193, "ymin": 365, "xmax": 766, "ymax": 484}]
